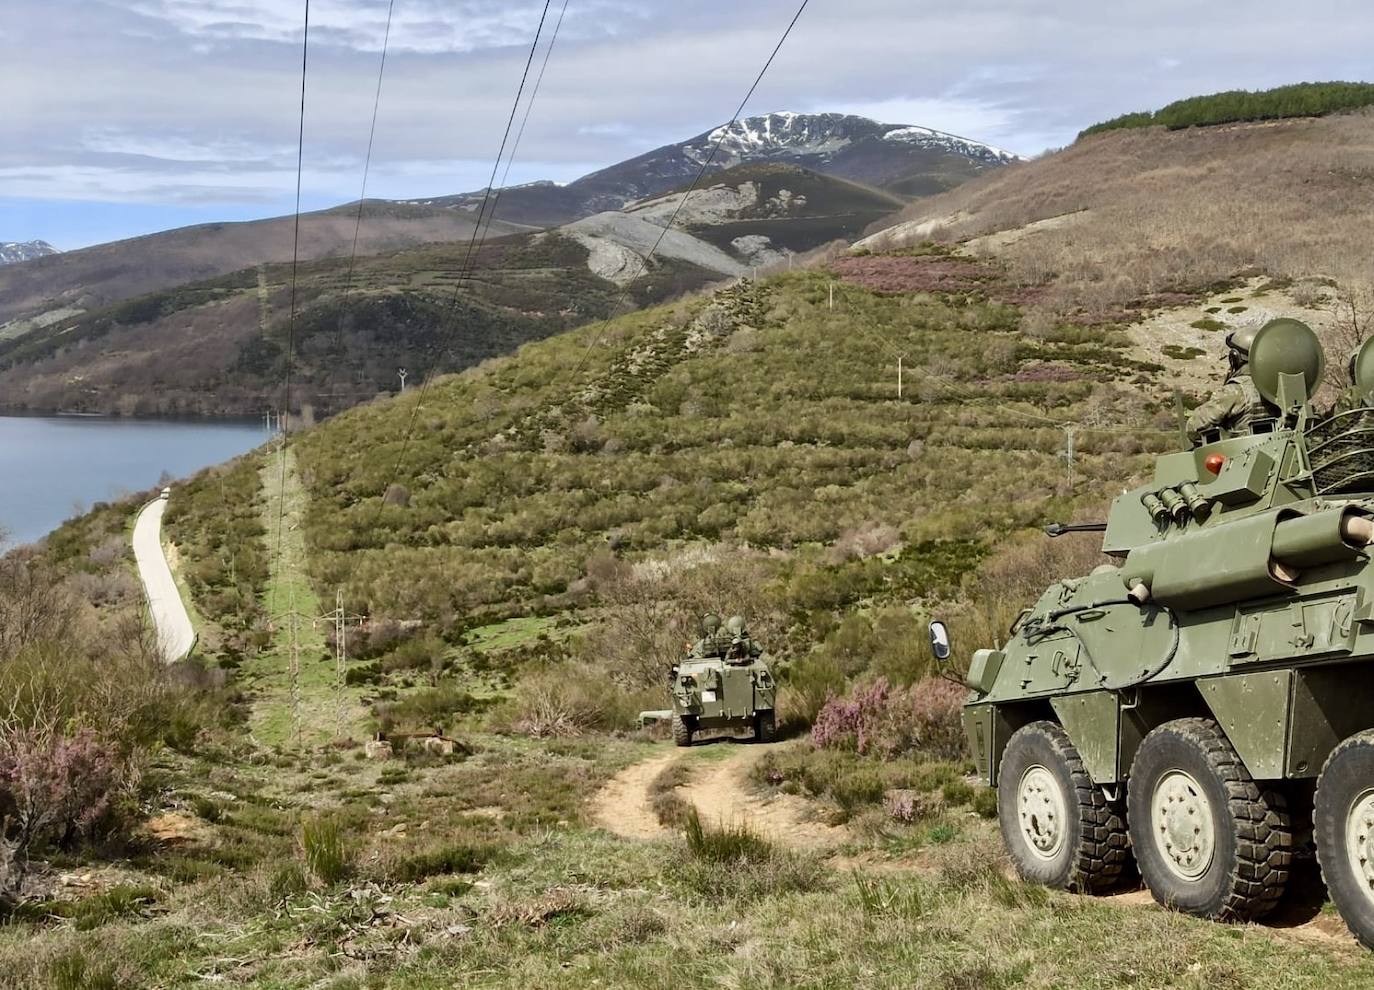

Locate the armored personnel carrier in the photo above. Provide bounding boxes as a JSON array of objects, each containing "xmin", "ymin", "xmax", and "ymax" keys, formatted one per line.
[
  {"xmin": 938, "ymin": 319, "xmax": 1374, "ymax": 947},
  {"xmin": 670, "ymin": 615, "xmax": 778, "ymax": 746}
]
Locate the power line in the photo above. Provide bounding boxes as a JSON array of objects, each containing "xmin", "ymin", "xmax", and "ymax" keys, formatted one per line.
[
  {"xmin": 333, "ymin": 0, "xmax": 397, "ymax": 352},
  {"xmin": 359, "ymin": 0, "xmax": 556, "ymax": 537},
  {"xmin": 273, "ymin": 0, "xmax": 310, "ymax": 569},
  {"xmin": 569, "ymin": 0, "xmax": 812, "ymax": 378},
  {"xmin": 270, "ymin": 0, "xmax": 311, "ymax": 749}
]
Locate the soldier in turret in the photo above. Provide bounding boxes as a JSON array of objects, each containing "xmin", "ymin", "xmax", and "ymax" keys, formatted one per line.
[
  {"xmin": 1186, "ymin": 326, "xmax": 1277, "ymax": 445},
  {"xmin": 723, "ymin": 614, "xmax": 764, "ymax": 663},
  {"xmin": 688, "ymin": 613, "xmax": 727, "ymax": 659}
]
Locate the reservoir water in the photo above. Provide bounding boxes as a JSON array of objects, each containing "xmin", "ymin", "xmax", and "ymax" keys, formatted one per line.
[{"xmin": 0, "ymin": 415, "xmax": 267, "ymax": 546}]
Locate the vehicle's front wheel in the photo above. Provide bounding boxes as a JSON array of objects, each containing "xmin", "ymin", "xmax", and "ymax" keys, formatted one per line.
[
  {"xmin": 1315, "ymin": 729, "xmax": 1374, "ymax": 948},
  {"xmin": 1127, "ymin": 718, "xmax": 1290, "ymax": 920},
  {"xmin": 672, "ymin": 714, "xmax": 694, "ymax": 748},
  {"xmin": 997, "ymin": 721, "xmax": 1130, "ymax": 892},
  {"xmin": 754, "ymin": 709, "xmax": 777, "ymax": 743}
]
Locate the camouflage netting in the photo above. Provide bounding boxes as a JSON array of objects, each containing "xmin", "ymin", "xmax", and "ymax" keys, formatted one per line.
[{"xmin": 1307, "ymin": 409, "xmax": 1374, "ymax": 494}]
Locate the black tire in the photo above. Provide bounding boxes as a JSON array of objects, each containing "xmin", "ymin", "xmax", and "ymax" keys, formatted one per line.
[
  {"xmin": 755, "ymin": 709, "xmax": 777, "ymax": 744},
  {"xmin": 1127, "ymin": 718, "xmax": 1290, "ymax": 920},
  {"xmin": 672, "ymin": 714, "xmax": 694, "ymax": 748},
  {"xmin": 997, "ymin": 721, "xmax": 1131, "ymax": 893},
  {"xmin": 1315, "ymin": 730, "xmax": 1374, "ymax": 949}
]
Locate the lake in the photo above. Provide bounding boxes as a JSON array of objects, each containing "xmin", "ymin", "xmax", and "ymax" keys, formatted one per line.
[{"xmin": 0, "ymin": 415, "xmax": 268, "ymax": 546}]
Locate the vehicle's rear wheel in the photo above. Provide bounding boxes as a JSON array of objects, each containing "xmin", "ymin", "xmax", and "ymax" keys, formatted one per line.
[
  {"xmin": 672, "ymin": 714, "xmax": 694, "ymax": 748},
  {"xmin": 1315, "ymin": 729, "xmax": 1374, "ymax": 948},
  {"xmin": 997, "ymin": 721, "xmax": 1130, "ymax": 893},
  {"xmin": 754, "ymin": 709, "xmax": 777, "ymax": 743},
  {"xmin": 1127, "ymin": 718, "xmax": 1290, "ymax": 920}
]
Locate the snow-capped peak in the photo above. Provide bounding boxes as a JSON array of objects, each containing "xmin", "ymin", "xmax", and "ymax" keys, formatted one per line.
[
  {"xmin": 0, "ymin": 240, "xmax": 59, "ymax": 266},
  {"xmin": 687, "ymin": 112, "xmax": 1021, "ymax": 167},
  {"xmin": 881, "ymin": 125, "xmax": 1021, "ymax": 163}
]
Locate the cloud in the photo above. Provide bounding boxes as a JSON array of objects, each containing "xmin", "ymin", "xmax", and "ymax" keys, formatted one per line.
[{"xmin": 9, "ymin": 0, "xmax": 1374, "ymax": 245}]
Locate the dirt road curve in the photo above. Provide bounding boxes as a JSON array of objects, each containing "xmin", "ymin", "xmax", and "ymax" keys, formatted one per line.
[
  {"xmin": 132, "ymin": 498, "xmax": 195, "ymax": 663},
  {"xmin": 593, "ymin": 745, "xmax": 849, "ymax": 848}
]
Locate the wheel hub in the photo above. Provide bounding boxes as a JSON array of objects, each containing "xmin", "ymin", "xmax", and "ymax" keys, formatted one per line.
[
  {"xmin": 1151, "ymin": 769, "xmax": 1216, "ymax": 881},
  {"xmin": 1344, "ymin": 788, "xmax": 1374, "ymax": 906},
  {"xmin": 1016, "ymin": 765, "xmax": 1067, "ymax": 861}
]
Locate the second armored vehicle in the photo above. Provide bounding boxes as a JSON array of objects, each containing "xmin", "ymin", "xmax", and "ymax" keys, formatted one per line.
[
  {"xmin": 938, "ymin": 320, "xmax": 1374, "ymax": 948},
  {"xmin": 670, "ymin": 615, "xmax": 778, "ymax": 746}
]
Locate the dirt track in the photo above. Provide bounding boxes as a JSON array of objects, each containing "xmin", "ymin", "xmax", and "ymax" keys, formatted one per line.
[
  {"xmin": 592, "ymin": 744, "xmax": 849, "ymax": 848},
  {"xmin": 593, "ymin": 745, "xmax": 1358, "ymax": 950}
]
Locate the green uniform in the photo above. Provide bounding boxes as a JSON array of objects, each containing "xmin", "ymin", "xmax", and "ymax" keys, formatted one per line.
[{"xmin": 1186, "ymin": 373, "xmax": 1273, "ymax": 445}]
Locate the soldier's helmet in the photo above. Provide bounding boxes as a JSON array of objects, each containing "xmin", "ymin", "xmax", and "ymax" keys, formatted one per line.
[
  {"xmin": 1224, "ymin": 324, "xmax": 1262, "ymax": 371},
  {"xmin": 701, "ymin": 613, "xmax": 721, "ymax": 635},
  {"xmin": 725, "ymin": 615, "xmax": 746, "ymax": 638}
]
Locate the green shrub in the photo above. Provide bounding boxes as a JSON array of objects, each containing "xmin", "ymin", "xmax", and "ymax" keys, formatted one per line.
[{"xmin": 300, "ymin": 815, "xmax": 352, "ymax": 885}]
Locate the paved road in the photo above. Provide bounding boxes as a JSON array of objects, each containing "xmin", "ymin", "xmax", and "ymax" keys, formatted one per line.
[{"xmin": 132, "ymin": 498, "xmax": 195, "ymax": 662}]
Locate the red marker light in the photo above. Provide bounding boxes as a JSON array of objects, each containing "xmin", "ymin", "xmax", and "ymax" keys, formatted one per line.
[{"xmin": 1203, "ymin": 453, "xmax": 1227, "ymax": 475}]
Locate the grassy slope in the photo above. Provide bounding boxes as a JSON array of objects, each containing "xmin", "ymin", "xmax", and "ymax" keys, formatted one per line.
[{"xmin": 290, "ymin": 260, "xmax": 1169, "ymax": 629}]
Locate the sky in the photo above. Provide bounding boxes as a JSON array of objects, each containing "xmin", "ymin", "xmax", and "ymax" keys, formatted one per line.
[{"xmin": 4, "ymin": 0, "xmax": 1373, "ymax": 249}]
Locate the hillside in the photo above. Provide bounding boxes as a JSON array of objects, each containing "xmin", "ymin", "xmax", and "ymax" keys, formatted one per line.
[
  {"xmin": 0, "ymin": 233, "xmax": 642, "ymax": 417},
  {"xmin": 857, "ymin": 110, "xmax": 1374, "ymax": 319},
  {"xmin": 0, "ymin": 203, "xmax": 530, "ymax": 329}
]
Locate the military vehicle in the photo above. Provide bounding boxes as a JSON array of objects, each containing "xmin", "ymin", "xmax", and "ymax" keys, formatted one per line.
[
  {"xmin": 932, "ymin": 319, "xmax": 1374, "ymax": 948},
  {"xmin": 670, "ymin": 615, "xmax": 778, "ymax": 746}
]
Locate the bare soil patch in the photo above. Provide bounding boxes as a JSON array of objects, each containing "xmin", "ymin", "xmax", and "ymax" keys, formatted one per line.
[{"xmin": 592, "ymin": 745, "xmax": 850, "ymax": 848}]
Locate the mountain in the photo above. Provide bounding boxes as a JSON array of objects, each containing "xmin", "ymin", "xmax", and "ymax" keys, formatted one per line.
[
  {"xmin": 406, "ymin": 112, "xmax": 1020, "ymax": 227},
  {"xmin": 0, "ymin": 240, "xmax": 58, "ymax": 266}
]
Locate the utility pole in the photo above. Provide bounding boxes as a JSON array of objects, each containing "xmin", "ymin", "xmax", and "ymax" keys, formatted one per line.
[
  {"xmin": 397, "ymin": 368, "xmax": 408, "ymax": 393},
  {"xmin": 1063, "ymin": 426, "xmax": 1077, "ymax": 491},
  {"xmin": 288, "ymin": 600, "xmax": 302, "ymax": 749},
  {"xmin": 897, "ymin": 356, "xmax": 904, "ymax": 399},
  {"xmin": 334, "ymin": 589, "xmax": 346, "ymax": 741},
  {"xmin": 829, "ymin": 283, "xmax": 834, "ymax": 310}
]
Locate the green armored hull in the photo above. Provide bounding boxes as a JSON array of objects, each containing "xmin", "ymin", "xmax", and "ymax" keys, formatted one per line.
[{"xmin": 953, "ymin": 320, "xmax": 1374, "ymax": 947}]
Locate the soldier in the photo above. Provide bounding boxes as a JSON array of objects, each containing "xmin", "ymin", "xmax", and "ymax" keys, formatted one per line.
[
  {"xmin": 723, "ymin": 614, "xmax": 763, "ymax": 663},
  {"xmin": 688, "ymin": 613, "xmax": 726, "ymax": 659},
  {"xmin": 1185, "ymin": 326, "xmax": 1277, "ymax": 445}
]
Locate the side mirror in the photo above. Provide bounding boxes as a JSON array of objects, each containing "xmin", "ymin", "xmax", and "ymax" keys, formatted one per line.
[{"xmin": 928, "ymin": 621, "xmax": 952, "ymax": 664}]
